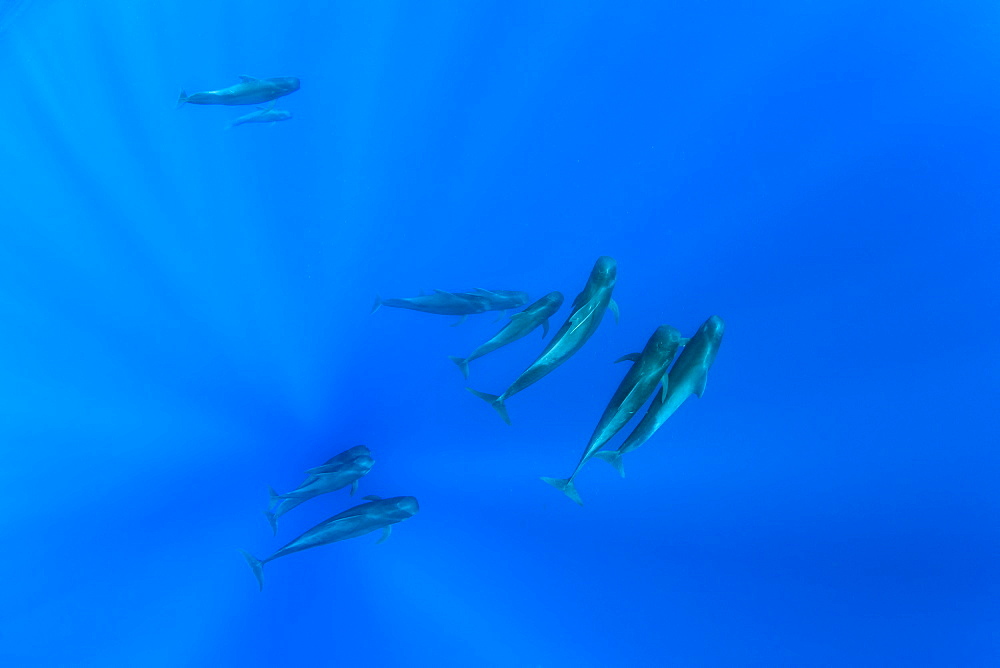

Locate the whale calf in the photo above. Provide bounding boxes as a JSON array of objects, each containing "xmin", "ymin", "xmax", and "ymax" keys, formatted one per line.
[
  {"xmin": 449, "ymin": 291, "xmax": 564, "ymax": 379},
  {"xmin": 468, "ymin": 256, "xmax": 618, "ymax": 424},
  {"xmin": 542, "ymin": 324, "xmax": 686, "ymax": 504},
  {"xmin": 371, "ymin": 288, "xmax": 528, "ymax": 321},
  {"xmin": 225, "ymin": 101, "xmax": 292, "ymax": 129},
  {"xmin": 264, "ymin": 445, "xmax": 374, "ymax": 535},
  {"xmin": 241, "ymin": 495, "xmax": 419, "ymax": 591},
  {"xmin": 177, "ymin": 75, "xmax": 300, "ymax": 107},
  {"xmin": 596, "ymin": 315, "xmax": 725, "ymax": 476}
]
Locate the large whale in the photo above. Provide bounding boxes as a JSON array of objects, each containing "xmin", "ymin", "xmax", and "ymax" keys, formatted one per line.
[
  {"xmin": 596, "ymin": 315, "xmax": 725, "ymax": 476},
  {"xmin": 449, "ymin": 291, "xmax": 564, "ymax": 379},
  {"xmin": 177, "ymin": 75, "xmax": 300, "ymax": 107},
  {"xmin": 542, "ymin": 324, "xmax": 686, "ymax": 504},
  {"xmin": 225, "ymin": 101, "xmax": 293, "ymax": 129},
  {"xmin": 468, "ymin": 256, "xmax": 618, "ymax": 424},
  {"xmin": 264, "ymin": 445, "xmax": 373, "ymax": 535},
  {"xmin": 241, "ymin": 495, "xmax": 419, "ymax": 591}
]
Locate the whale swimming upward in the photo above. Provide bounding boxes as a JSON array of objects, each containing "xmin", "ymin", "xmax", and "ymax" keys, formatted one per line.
[
  {"xmin": 596, "ymin": 315, "xmax": 726, "ymax": 477},
  {"xmin": 240, "ymin": 495, "xmax": 419, "ymax": 591},
  {"xmin": 177, "ymin": 75, "xmax": 300, "ymax": 107},
  {"xmin": 449, "ymin": 291, "xmax": 564, "ymax": 379},
  {"xmin": 263, "ymin": 445, "xmax": 374, "ymax": 535},
  {"xmin": 468, "ymin": 256, "xmax": 618, "ymax": 424},
  {"xmin": 542, "ymin": 324, "xmax": 687, "ymax": 504}
]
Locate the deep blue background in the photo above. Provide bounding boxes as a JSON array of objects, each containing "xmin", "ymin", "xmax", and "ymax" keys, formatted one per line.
[{"xmin": 1, "ymin": 1, "xmax": 997, "ymax": 666}]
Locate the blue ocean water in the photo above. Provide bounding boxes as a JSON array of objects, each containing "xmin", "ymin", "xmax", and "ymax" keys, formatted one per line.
[{"xmin": 1, "ymin": 1, "xmax": 997, "ymax": 666}]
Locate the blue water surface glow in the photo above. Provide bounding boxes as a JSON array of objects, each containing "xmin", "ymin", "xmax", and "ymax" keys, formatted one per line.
[{"xmin": 0, "ymin": 1, "xmax": 997, "ymax": 666}]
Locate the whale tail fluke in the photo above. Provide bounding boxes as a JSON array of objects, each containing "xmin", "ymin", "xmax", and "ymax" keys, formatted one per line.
[
  {"xmin": 594, "ymin": 450, "xmax": 625, "ymax": 478},
  {"xmin": 467, "ymin": 388, "xmax": 510, "ymax": 425},
  {"xmin": 371, "ymin": 295, "xmax": 382, "ymax": 314},
  {"xmin": 449, "ymin": 356, "xmax": 470, "ymax": 379},
  {"xmin": 541, "ymin": 476, "xmax": 583, "ymax": 505},
  {"xmin": 239, "ymin": 550, "xmax": 265, "ymax": 591},
  {"xmin": 176, "ymin": 90, "xmax": 188, "ymax": 108}
]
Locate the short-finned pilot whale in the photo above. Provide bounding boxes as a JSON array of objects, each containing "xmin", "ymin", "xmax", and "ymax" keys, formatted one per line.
[
  {"xmin": 596, "ymin": 315, "xmax": 725, "ymax": 476},
  {"xmin": 542, "ymin": 324, "xmax": 686, "ymax": 504},
  {"xmin": 177, "ymin": 75, "xmax": 300, "ymax": 107},
  {"xmin": 371, "ymin": 289, "xmax": 529, "ymax": 323},
  {"xmin": 449, "ymin": 291, "xmax": 564, "ymax": 379},
  {"xmin": 225, "ymin": 101, "xmax": 292, "ymax": 129},
  {"xmin": 468, "ymin": 256, "xmax": 618, "ymax": 424},
  {"xmin": 263, "ymin": 445, "xmax": 373, "ymax": 535},
  {"xmin": 241, "ymin": 495, "xmax": 419, "ymax": 591}
]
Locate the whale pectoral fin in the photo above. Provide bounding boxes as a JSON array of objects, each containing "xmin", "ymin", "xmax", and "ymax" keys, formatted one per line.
[
  {"xmin": 350, "ymin": 480, "xmax": 358, "ymax": 496},
  {"xmin": 660, "ymin": 373, "xmax": 670, "ymax": 402},
  {"xmin": 493, "ymin": 311, "xmax": 505, "ymax": 323},
  {"xmin": 363, "ymin": 494, "xmax": 382, "ymax": 501},
  {"xmin": 450, "ymin": 315, "xmax": 468, "ymax": 327},
  {"xmin": 237, "ymin": 75, "xmax": 260, "ymax": 82},
  {"xmin": 377, "ymin": 526, "xmax": 392, "ymax": 544},
  {"xmin": 541, "ymin": 318, "xmax": 550, "ymax": 338},
  {"xmin": 694, "ymin": 373, "xmax": 708, "ymax": 398},
  {"xmin": 614, "ymin": 353, "xmax": 641, "ymax": 364},
  {"xmin": 608, "ymin": 299, "xmax": 620, "ymax": 324}
]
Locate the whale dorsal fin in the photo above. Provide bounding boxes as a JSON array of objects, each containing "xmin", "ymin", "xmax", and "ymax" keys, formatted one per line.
[
  {"xmin": 614, "ymin": 353, "xmax": 641, "ymax": 364},
  {"xmin": 474, "ymin": 288, "xmax": 500, "ymax": 297},
  {"xmin": 433, "ymin": 288, "xmax": 450, "ymax": 295},
  {"xmin": 363, "ymin": 494, "xmax": 382, "ymax": 501},
  {"xmin": 238, "ymin": 75, "xmax": 260, "ymax": 83},
  {"xmin": 255, "ymin": 101, "xmax": 277, "ymax": 111}
]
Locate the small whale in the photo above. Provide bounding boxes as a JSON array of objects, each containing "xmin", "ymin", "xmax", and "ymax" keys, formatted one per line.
[
  {"xmin": 596, "ymin": 315, "xmax": 725, "ymax": 476},
  {"xmin": 225, "ymin": 101, "xmax": 292, "ymax": 129},
  {"xmin": 177, "ymin": 75, "xmax": 300, "ymax": 107},
  {"xmin": 542, "ymin": 324, "xmax": 686, "ymax": 504},
  {"xmin": 241, "ymin": 495, "xmax": 419, "ymax": 591},
  {"xmin": 449, "ymin": 291, "xmax": 564, "ymax": 379},
  {"xmin": 263, "ymin": 445, "xmax": 374, "ymax": 535},
  {"xmin": 371, "ymin": 289, "xmax": 529, "ymax": 323},
  {"xmin": 468, "ymin": 256, "xmax": 618, "ymax": 424}
]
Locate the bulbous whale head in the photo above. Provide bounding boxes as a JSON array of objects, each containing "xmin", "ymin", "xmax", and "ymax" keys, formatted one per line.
[
  {"xmin": 650, "ymin": 324, "xmax": 684, "ymax": 351},
  {"xmin": 393, "ymin": 496, "xmax": 420, "ymax": 519},
  {"xmin": 351, "ymin": 455, "xmax": 375, "ymax": 472},
  {"xmin": 272, "ymin": 76, "xmax": 301, "ymax": 93},
  {"xmin": 590, "ymin": 256, "xmax": 617, "ymax": 284},
  {"xmin": 542, "ymin": 291, "xmax": 564, "ymax": 308},
  {"xmin": 702, "ymin": 315, "xmax": 725, "ymax": 339}
]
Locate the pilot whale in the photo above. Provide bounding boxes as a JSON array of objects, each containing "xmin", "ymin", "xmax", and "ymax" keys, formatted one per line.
[
  {"xmin": 468, "ymin": 256, "xmax": 618, "ymax": 424},
  {"xmin": 596, "ymin": 315, "xmax": 725, "ymax": 476},
  {"xmin": 542, "ymin": 324, "xmax": 686, "ymax": 504},
  {"xmin": 240, "ymin": 495, "xmax": 419, "ymax": 591},
  {"xmin": 177, "ymin": 75, "xmax": 300, "ymax": 107},
  {"xmin": 449, "ymin": 291, "xmax": 564, "ymax": 379},
  {"xmin": 263, "ymin": 446, "xmax": 373, "ymax": 535},
  {"xmin": 226, "ymin": 101, "xmax": 292, "ymax": 129}
]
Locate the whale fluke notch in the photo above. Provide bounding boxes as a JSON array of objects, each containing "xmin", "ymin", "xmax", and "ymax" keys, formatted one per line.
[
  {"xmin": 541, "ymin": 476, "xmax": 583, "ymax": 505},
  {"xmin": 594, "ymin": 450, "xmax": 625, "ymax": 478}
]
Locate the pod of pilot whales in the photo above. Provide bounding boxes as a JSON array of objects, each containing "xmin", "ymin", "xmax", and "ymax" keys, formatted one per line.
[{"xmin": 237, "ymin": 254, "xmax": 724, "ymax": 590}]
